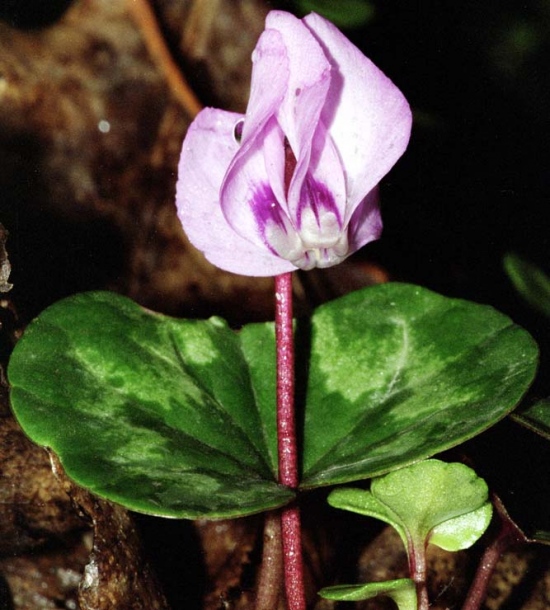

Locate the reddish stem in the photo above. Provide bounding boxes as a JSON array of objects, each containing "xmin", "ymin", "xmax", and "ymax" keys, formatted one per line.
[
  {"xmin": 275, "ymin": 273, "xmax": 306, "ymax": 610},
  {"xmin": 281, "ymin": 507, "xmax": 306, "ymax": 610},
  {"xmin": 408, "ymin": 541, "xmax": 429, "ymax": 610},
  {"xmin": 275, "ymin": 272, "xmax": 298, "ymax": 489},
  {"xmin": 461, "ymin": 495, "xmax": 528, "ymax": 610},
  {"xmin": 461, "ymin": 535, "xmax": 507, "ymax": 610}
]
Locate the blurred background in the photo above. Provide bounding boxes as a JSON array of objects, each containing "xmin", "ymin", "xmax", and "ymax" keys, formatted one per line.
[
  {"xmin": 1, "ymin": 0, "xmax": 549, "ymax": 322},
  {"xmin": 0, "ymin": 1, "xmax": 549, "ymax": 608}
]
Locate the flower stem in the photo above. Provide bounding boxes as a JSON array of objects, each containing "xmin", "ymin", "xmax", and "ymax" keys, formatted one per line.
[
  {"xmin": 275, "ymin": 272, "xmax": 298, "ymax": 489},
  {"xmin": 275, "ymin": 273, "xmax": 306, "ymax": 610}
]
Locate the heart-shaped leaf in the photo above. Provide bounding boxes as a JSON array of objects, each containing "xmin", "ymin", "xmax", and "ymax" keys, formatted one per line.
[
  {"xmin": 8, "ymin": 284, "xmax": 538, "ymax": 518},
  {"xmin": 8, "ymin": 291, "xmax": 293, "ymax": 518},
  {"xmin": 301, "ymin": 283, "xmax": 538, "ymax": 487}
]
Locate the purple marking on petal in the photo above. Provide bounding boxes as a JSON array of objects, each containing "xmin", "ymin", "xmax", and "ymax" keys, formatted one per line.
[
  {"xmin": 250, "ymin": 183, "xmax": 287, "ymax": 237},
  {"xmin": 249, "ymin": 183, "xmax": 306, "ymax": 263},
  {"xmin": 246, "ymin": 178, "xmax": 354, "ymax": 271},
  {"xmin": 296, "ymin": 177, "xmax": 342, "ymax": 231}
]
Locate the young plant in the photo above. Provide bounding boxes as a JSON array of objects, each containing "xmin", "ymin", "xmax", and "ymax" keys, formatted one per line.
[{"xmin": 319, "ymin": 459, "xmax": 493, "ymax": 610}]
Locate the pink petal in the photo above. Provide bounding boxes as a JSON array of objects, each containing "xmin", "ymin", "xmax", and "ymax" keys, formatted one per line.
[
  {"xmin": 261, "ymin": 120, "xmax": 286, "ymax": 210},
  {"xmin": 238, "ymin": 28, "xmax": 288, "ymax": 154},
  {"xmin": 221, "ymin": 117, "xmax": 290, "ymax": 245},
  {"xmin": 221, "ymin": 16, "xmax": 334, "ymax": 249},
  {"xmin": 265, "ymin": 11, "xmax": 332, "ymax": 217},
  {"xmin": 347, "ymin": 186, "xmax": 383, "ymax": 253},
  {"xmin": 304, "ymin": 13, "xmax": 412, "ymax": 222},
  {"xmin": 176, "ymin": 108, "xmax": 295, "ymax": 276},
  {"xmin": 305, "ymin": 122, "xmax": 347, "ymax": 223},
  {"xmin": 221, "ymin": 28, "xmax": 289, "ymax": 236},
  {"xmin": 265, "ymin": 11, "xmax": 330, "ymax": 149}
]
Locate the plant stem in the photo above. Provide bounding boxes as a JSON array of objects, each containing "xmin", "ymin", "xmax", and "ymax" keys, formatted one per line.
[
  {"xmin": 275, "ymin": 272, "xmax": 298, "ymax": 489},
  {"xmin": 414, "ymin": 579, "xmax": 429, "ymax": 610},
  {"xmin": 275, "ymin": 272, "xmax": 306, "ymax": 610},
  {"xmin": 256, "ymin": 512, "xmax": 284, "ymax": 610},
  {"xmin": 281, "ymin": 506, "xmax": 306, "ymax": 610},
  {"xmin": 461, "ymin": 536, "xmax": 506, "ymax": 610},
  {"xmin": 461, "ymin": 495, "xmax": 528, "ymax": 610},
  {"xmin": 409, "ymin": 544, "xmax": 429, "ymax": 610}
]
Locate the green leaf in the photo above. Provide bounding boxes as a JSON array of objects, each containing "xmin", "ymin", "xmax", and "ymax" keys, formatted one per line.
[
  {"xmin": 328, "ymin": 486, "xmax": 408, "ymax": 545},
  {"xmin": 238, "ymin": 322, "xmax": 279, "ymax": 474},
  {"xmin": 8, "ymin": 292, "xmax": 293, "ymax": 518},
  {"xmin": 504, "ymin": 252, "xmax": 550, "ymax": 318},
  {"xmin": 8, "ymin": 283, "xmax": 538, "ymax": 518},
  {"xmin": 512, "ymin": 398, "xmax": 550, "ymax": 441},
  {"xmin": 429, "ymin": 502, "xmax": 493, "ymax": 551},
  {"xmin": 296, "ymin": 0, "xmax": 375, "ymax": 29},
  {"xmin": 328, "ymin": 460, "xmax": 492, "ymax": 552},
  {"xmin": 319, "ymin": 578, "xmax": 416, "ymax": 610},
  {"xmin": 301, "ymin": 283, "xmax": 538, "ymax": 487}
]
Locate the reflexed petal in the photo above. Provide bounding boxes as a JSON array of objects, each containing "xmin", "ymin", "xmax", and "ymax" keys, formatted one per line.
[
  {"xmin": 347, "ymin": 187, "xmax": 383, "ymax": 253},
  {"xmin": 304, "ymin": 13, "xmax": 412, "ymax": 220},
  {"xmin": 239, "ymin": 28, "xmax": 288, "ymax": 150},
  {"xmin": 266, "ymin": 11, "xmax": 331, "ymax": 150},
  {"xmin": 266, "ymin": 11, "xmax": 332, "ymax": 215},
  {"xmin": 221, "ymin": 121, "xmax": 306, "ymax": 267},
  {"xmin": 222, "ymin": 28, "xmax": 289, "ymax": 234},
  {"xmin": 176, "ymin": 108, "xmax": 295, "ymax": 276}
]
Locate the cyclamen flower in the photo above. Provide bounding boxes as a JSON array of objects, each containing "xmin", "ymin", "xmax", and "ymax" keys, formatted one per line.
[{"xmin": 176, "ymin": 11, "xmax": 412, "ymax": 276}]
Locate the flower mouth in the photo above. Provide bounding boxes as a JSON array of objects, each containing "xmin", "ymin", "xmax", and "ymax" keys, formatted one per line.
[
  {"xmin": 250, "ymin": 179, "xmax": 349, "ymax": 270},
  {"xmin": 292, "ymin": 240, "xmax": 349, "ymax": 270}
]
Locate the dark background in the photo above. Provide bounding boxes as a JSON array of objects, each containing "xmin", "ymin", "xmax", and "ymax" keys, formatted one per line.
[
  {"xmin": 0, "ymin": 0, "xmax": 549, "ymax": 602},
  {"xmin": 1, "ymin": 0, "xmax": 548, "ymax": 327}
]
